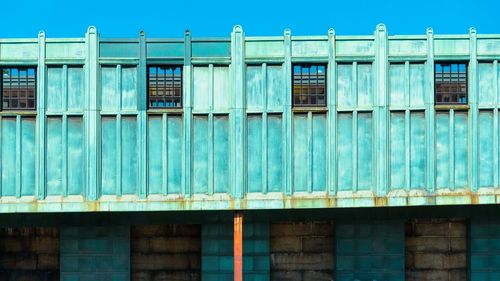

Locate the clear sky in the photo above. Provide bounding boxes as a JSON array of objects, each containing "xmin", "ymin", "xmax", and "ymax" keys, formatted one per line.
[{"xmin": 1, "ymin": 0, "xmax": 498, "ymax": 38}]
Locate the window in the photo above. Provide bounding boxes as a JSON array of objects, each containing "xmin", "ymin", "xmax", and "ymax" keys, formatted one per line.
[
  {"xmin": 293, "ymin": 64, "xmax": 327, "ymax": 107},
  {"xmin": 435, "ymin": 62, "xmax": 467, "ymax": 105},
  {"xmin": 1, "ymin": 67, "xmax": 37, "ymax": 110},
  {"xmin": 148, "ymin": 65, "xmax": 182, "ymax": 109}
]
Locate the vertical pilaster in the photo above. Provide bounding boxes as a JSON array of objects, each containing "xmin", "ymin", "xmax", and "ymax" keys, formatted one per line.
[
  {"xmin": 327, "ymin": 28, "xmax": 337, "ymax": 195},
  {"xmin": 183, "ymin": 30, "xmax": 192, "ymax": 197},
  {"xmin": 138, "ymin": 31, "xmax": 147, "ymax": 198},
  {"xmin": 425, "ymin": 28, "xmax": 435, "ymax": 193},
  {"xmin": 284, "ymin": 28, "xmax": 292, "ymax": 196},
  {"xmin": 36, "ymin": 31, "xmax": 46, "ymax": 200},
  {"xmin": 85, "ymin": 26, "xmax": 99, "ymax": 200},
  {"xmin": 374, "ymin": 24, "xmax": 389, "ymax": 196},
  {"xmin": 231, "ymin": 25, "xmax": 245, "ymax": 199},
  {"xmin": 469, "ymin": 27, "xmax": 479, "ymax": 192}
]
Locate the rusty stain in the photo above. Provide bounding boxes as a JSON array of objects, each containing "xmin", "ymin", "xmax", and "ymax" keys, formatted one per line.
[
  {"xmin": 375, "ymin": 197, "xmax": 388, "ymax": 206},
  {"xmin": 234, "ymin": 211, "xmax": 243, "ymax": 281}
]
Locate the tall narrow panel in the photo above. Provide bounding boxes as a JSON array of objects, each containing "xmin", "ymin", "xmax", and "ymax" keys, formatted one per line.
[
  {"xmin": 337, "ymin": 64, "xmax": 353, "ymax": 108},
  {"xmin": 121, "ymin": 117, "xmax": 138, "ymax": 195},
  {"xmin": 312, "ymin": 114, "xmax": 327, "ymax": 191},
  {"xmin": 479, "ymin": 111, "xmax": 493, "ymax": 187},
  {"xmin": 67, "ymin": 67, "xmax": 84, "ymax": 111},
  {"xmin": 47, "ymin": 67, "xmax": 63, "ymax": 111},
  {"xmin": 267, "ymin": 65, "xmax": 283, "ymax": 108},
  {"xmin": 389, "ymin": 64, "xmax": 405, "ymax": 107},
  {"xmin": 293, "ymin": 114, "xmax": 308, "ymax": 192},
  {"xmin": 101, "ymin": 67, "xmax": 118, "ymax": 111},
  {"xmin": 67, "ymin": 117, "xmax": 84, "ymax": 195},
  {"xmin": 409, "ymin": 64, "xmax": 425, "ymax": 107},
  {"xmin": 337, "ymin": 113, "xmax": 353, "ymax": 191},
  {"xmin": 357, "ymin": 64, "xmax": 373, "ymax": 107},
  {"xmin": 478, "ymin": 63, "xmax": 495, "ymax": 106},
  {"xmin": 267, "ymin": 115, "xmax": 283, "ymax": 192},
  {"xmin": 147, "ymin": 116, "xmax": 162, "ymax": 195},
  {"xmin": 101, "ymin": 117, "xmax": 117, "ymax": 195},
  {"xmin": 247, "ymin": 115, "xmax": 263, "ymax": 193},
  {"xmin": 21, "ymin": 118, "xmax": 35, "ymax": 196},
  {"xmin": 435, "ymin": 113, "xmax": 450, "ymax": 189},
  {"xmin": 357, "ymin": 113, "xmax": 372, "ymax": 190},
  {"xmin": 1, "ymin": 118, "xmax": 16, "ymax": 196},
  {"xmin": 167, "ymin": 116, "xmax": 182, "ymax": 194},
  {"xmin": 121, "ymin": 67, "xmax": 137, "ymax": 110},
  {"xmin": 46, "ymin": 117, "xmax": 63, "ymax": 195},
  {"xmin": 390, "ymin": 113, "xmax": 405, "ymax": 190},
  {"xmin": 410, "ymin": 112, "xmax": 426, "ymax": 189},
  {"xmin": 246, "ymin": 66, "xmax": 263, "ymax": 109},
  {"xmin": 213, "ymin": 67, "xmax": 230, "ymax": 110},
  {"xmin": 193, "ymin": 67, "xmax": 210, "ymax": 110},
  {"xmin": 192, "ymin": 116, "xmax": 208, "ymax": 194},
  {"xmin": 454, "ymin": 112, "xmax": 468, "ymax": 188},
  {"xmin": 213, "ymin": 115, "xmax": 229, "ymax": 193}
]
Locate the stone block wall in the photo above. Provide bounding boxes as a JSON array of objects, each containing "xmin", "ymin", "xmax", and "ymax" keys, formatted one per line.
[
  {"xmin": 0, "ymin": 227, "xmax": 59, "ymax": 281},
  {"xmin": 270, "ymin": 221, "xmax": 334, "ymax": 281},
  {"xmin": 131, "ymin": 224, "xmax": 201, "ymax": 281},
  {"xmin": 405, "ymin": 219, "xmax": 467, "ymax": 281}
]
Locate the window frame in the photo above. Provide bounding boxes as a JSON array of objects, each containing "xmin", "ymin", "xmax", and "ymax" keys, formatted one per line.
[
  {"xmin": 147, "ymin": 65, "xmax": 183, "ymax": 110},
  {"xmin": 0, "ymin": 66, "xmax": 37, "ymax": 111},
  {"xmin": 292, "ymin": 63, "xmax": 328, "ymax": 108},
  {"xmin": 434, "ymin": 61, "xmax": 468, "ymax": 106}
]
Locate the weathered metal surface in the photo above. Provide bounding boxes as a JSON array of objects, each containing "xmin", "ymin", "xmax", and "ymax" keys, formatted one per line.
[{"xmin": 0, "ymin": 25, "xmax": 499, "ymax": 213}]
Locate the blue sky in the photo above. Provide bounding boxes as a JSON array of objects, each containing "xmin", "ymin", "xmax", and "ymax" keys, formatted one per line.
[{"xmin": 1, "ymin": 0, "xmax": 498, "ymax": 38}]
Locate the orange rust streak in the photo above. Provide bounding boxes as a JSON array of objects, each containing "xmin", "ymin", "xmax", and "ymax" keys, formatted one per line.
[{"xmin": 234, "ymin": 211, "xmax": 243, "ymax": 281}]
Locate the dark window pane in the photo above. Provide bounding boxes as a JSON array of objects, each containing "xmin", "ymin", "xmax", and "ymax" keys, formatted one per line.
[
  {"xmin": 1, "ymin": 66, "xmax": 37, "ymax": 110},
  {"xmin": 148, "ymin": 65, "xmax": 182, "ymax": 109},
  {"xmin": 292, "ymin": 64, "xmax": 327, "ymax": 107},
  {"xmin": 434, "ymin": 62, "xmax": 467, "ymax": 105}
]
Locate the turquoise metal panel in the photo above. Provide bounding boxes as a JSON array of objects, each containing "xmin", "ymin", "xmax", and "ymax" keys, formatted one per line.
[
  {"xmin": 60, "ymin": 226, "xmax": 130, "ymax": 280},
  {"xmin": 246, "ymin": 66, "xmax": 263, "ymax": 109},
  {"xmin": 266, "ymin": 65, "xmax": 283, "ymax": 110},
  {"xmin": 146, "ymin": 42, "xmax": 184, "ymax": 58},
  {"xmin": 389, "ymin": 64, "xmax": 405, "ymax": 107},
  {"xmin": 101, "ymin": 67, "xmax": 118, "ymax": 111},
  {"xmin": 357, "ymin": 113, "xmax": 372, "ymax": 190},
  {"xmin": 338, "ymin": 113, "xmax": 353, "ymax": 191},
  {"xmin": 192, "ymin": 41, "xmax": 230, "ymax": 58},
  {"xmin": 312, "ymin": 114, "xmax": 327, "ymax": 191},
  {"xmin": 47, "ymin": 67, "xmax": 64, "ymax": 111},
  {"xmin": 0, "ymin": 42, "xmax": 37, "ymax": 60},
  {"xmin": 167, "ymin": 116, "xmax": 182, "ymax": 194},
  {"xmin": 99, "ymin": 42, "xmax": 138, "ymax": 58},
  {"xmin": 477, "ymin": 39, "xmax": 500, "ymax": 56},
  {"xmin": 213, "ymin": 115, "xmax": 229, "ymax": 193},
  {"xmin": 245, "ymin": 41, "xmax": 284, "ymax": 58},
  {"xmin": 193, "ymin": 66, "xmax": 210, "ymax": 111},
  {"xmin": 337, "ymin": 64, "xmax": 354, "ymax": 107},
  {"xmin": 436, "ymin": 113, "xmax": 450, "ymax": 189},
  {"xmin": 479, "ymin": 63, "xmax": 495, "ymax": 106},
  {"xmin": 434, "ymin": 38, "xmax": 469, "ymax": 56},
  {"xmin": 390, "ymin": 113, "xmax": 405, "ymax": 190},
  {"xmin": 291, "ymin": 40, "xmax": 328, "ymax": 57},
  {"xmin": 293, "ymin": 114, "xmax": 308, "ymax": 192},
  {"xmin": 336, "ymin": 40, "xmax": 374, "ymax": 57},
  {"xmin": 20, "ymin": 118, "xmax": 36, "ymax": 196},
  {"xmin": 247, "ymin": 115, "xmax": 263, "ymax": 193},
  {"xmin": 67, "ymin": 67, "xmax": 84, "ymax": 111},
  {"xmin": 267, "ymin": 115, "xmax": 283, "ymax": 192},
  {"xmin": 479, "ymin": 111, "xmax": 494, "ymax": 187},
  {"xmin": 1, "ymin": 118, "xmax": 16, "ymax": 196},
  {"xmin": 147, "ymin": 116, "xmax": 162, "ymax": 194},
  {"xmin": 121, "ymin": 67, "xmax": 137, "ymax": 110},
  {"xmin": 46, "ymin": 117, "xmax": 63, "ymax": 195},
  {"xmin": 336, "ymin": 221, "xmax": 405, "ymax": 281},
  {"xmin": 455, "ymin": 112, "xmax": 469, "ymax": 188},
  {"xmin": 213, "ymin": 67, "xmax": 230, "ymax": 110},
  {"xmin": 193, "ymin": 116, "xmax": 209, "ymax": 194},
  {"xmin": 121, "ymin": 117, "xmax": 138, "ymax": 195},
  {"xmin": 67, "ymin": 117, "xmax": 84, "ymax": 195},
  {"xmin": 410, "ymin": 112, "xmax": 426, "ymax": 189},
  {"xmin": 46, "ymin": 42, "xmax": 85, "ymax": 59},
  {"xmin": 388, "ymin": 39, "xmax": 426, "ymax": 57},
  {"xmin": 409, "ymin": 64, "xmax": 425, "ymax": 107},
  {"xmin": 357, "ymin": 64, "xmax": 373, "ymax": 107},
  {"xmin": 101, "ymin": 117, "xmax": 117, "ymax": 195}
]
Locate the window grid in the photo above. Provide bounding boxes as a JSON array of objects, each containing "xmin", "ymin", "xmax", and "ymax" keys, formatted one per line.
[
  {"xmin": 1, "ymin": 67, "xmax": 37, "ymax": 110},
  {"xmin": 434, "ymin": 62, "xmax": 468, "ymax": 105},
  {"xmin": 293, "ymin": 64, "xmax": 327, "ymax": 107},
  {"xmin": 148, "ymin": 65, "xmax": 182, "ymax": 109}
]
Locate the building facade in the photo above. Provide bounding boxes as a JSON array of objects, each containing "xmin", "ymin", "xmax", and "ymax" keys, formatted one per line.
[{"xmin": 0, "ymin": 24, "xmax": 500, "ymax": 280}]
